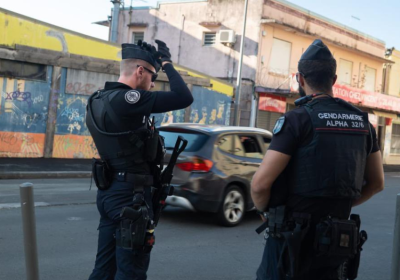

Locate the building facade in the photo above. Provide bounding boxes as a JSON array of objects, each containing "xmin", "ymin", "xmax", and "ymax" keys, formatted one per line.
[
  {"xmin": 112, "ymin": 0, "xmax": 264, "ymax": 126},
  {"xmin": 382, "ymin": 49, "xmax": 400, "ymax": 164},
  {"xmin": 109, "ymin": 0, "xmax": 400, "ymax": 164}
]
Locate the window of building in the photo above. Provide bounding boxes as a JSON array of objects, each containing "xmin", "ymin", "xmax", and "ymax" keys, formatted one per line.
[
  {"xmin": 269, "ymin": 38, "xmax": 292, "ymax": 76},
  {"xmin": 364, "ymin": 66, "xmax": 376, "ymax": 92},
  {"xmin": 339, "ymin": 59, "xmax": 353, "ymax": 85},
  {"xmin": 131, "ymin": 32, "xmax": 144, "ymax": 45},
  {"xmin": 203, "ymin": 32, "xmax": 217, "ymax": 46},
  {"xmin": 0, "ymin": 59, "xmax": 47, "ymax": 81},
  {"xmin": 391, "ymin": 124, "xmax": 400, "ymax": 154}
]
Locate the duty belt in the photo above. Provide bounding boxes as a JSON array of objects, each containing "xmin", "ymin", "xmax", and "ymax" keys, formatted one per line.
[{"xmin": 113, "ymin": 172, "xmax": 154, "ymax": 192}]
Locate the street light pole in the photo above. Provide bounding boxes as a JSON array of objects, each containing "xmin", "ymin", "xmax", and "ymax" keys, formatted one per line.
[{"xmin": 233, "ymin": 0, "xmax": 249, "ymax": 126}]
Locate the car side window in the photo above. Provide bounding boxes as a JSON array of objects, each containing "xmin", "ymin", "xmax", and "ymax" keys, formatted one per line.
[
  {"xmin": 263, "ymin": 137, "xmax": 271, "ymax": 150},
  {"xmin": 217, "ymin": 134, "xmax": 245, "ymax": 157},
  {"xmin": 239, "ymin": 135, "xmax": 264, "ymax": 159}
]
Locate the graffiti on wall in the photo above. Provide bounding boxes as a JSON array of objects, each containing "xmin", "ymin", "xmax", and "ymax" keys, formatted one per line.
[
  {"xmin": 55, "ymin": 94, "xmax": 89, "ymax": 135},
  {"xmin": 0, "ymin": 75, "xmax": 52, "ymax": 157},
  {"xmin": 52, "ymin": 135, "xmax": 98, "ymax": 158},
  {"xmin": 0, "ymin": 78, "xmax": 50, "ymax": 133}
]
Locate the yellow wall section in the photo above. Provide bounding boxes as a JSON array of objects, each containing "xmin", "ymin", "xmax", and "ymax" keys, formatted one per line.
[
  {"xmin": 0, "ymin": 9, "xmax": 120, "ymax": 61},
  {"xmin": 175, "ymin": 65, "xmax": 234, "ymax": 97}
]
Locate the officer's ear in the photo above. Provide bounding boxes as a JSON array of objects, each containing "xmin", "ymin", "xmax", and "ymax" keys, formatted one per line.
[
  {"xmin": 332, "ymin": 75, "xmax": 337, "ymax": 86},
  {"xmin": 298, "ymin": 73, "xmax": 306, "ymax": 88},
  {"xmin": 136, "ymin": 66, "xmax": 144, "ymax": 79}
]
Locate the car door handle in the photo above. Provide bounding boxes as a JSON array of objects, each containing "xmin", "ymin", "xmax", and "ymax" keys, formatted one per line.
[{"xmin": 241, "ymin": 161, "xmax": 261, "ymax": 167}]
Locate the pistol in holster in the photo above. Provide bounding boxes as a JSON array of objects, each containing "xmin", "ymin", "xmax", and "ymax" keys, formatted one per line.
[{"xmin": 117, "ymin": 204, "xmax": 155, "ymax": 253}]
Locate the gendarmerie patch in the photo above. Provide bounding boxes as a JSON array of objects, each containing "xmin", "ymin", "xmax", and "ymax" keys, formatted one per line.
[
  {"xmin": 125, "ymin": 90, "xmax": 141, "ymax": 104},
  {"xmin": 313, "ymin": 112, "xmax": 369, "ymax": 135},
  {"xmin": 273, "ymin": 116, "xmax": 285, "ymax": 135}
]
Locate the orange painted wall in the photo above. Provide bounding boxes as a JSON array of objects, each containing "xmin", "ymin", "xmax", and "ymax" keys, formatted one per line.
[
  {"xmin": 0, "ymin": 132, "xmax": 44, "ymax": 157},
  {"xmin": 52, "ymin": 135, "xmax": 99, "ymax": 159}
]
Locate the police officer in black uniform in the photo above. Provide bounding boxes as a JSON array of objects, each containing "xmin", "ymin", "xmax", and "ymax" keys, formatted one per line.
[
  {"xmin": 251, "ymin": 39, "xmax": 384, "ymax": 280},
  {"xmin": 86, "ymin": 40, "xmax": 193, "ymax": 280}
]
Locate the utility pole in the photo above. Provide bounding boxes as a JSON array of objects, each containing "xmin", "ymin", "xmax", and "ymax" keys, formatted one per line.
[{"xmin": 233, "ymin": 0, "xmax": 249, "ymax": 126}]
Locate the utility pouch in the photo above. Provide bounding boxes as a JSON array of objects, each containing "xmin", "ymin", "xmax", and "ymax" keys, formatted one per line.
[
  {"xmin": 118, "ymin": 205, "xmax": 150, "ymax": 250},
  {"xmin": 92, "ymin": 158, "xmax": 111, "ymax": 190},
  {"xmin": 314, "ymin": 217, "xmax": 359, "ymax": 259},
  {"xmin": 144, "ymin": 130, "xmax": 159, "ymax": 163}
]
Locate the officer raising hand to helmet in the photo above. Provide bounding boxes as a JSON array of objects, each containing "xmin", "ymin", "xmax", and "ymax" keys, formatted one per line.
[
  {"xmin": 86, "ymin": 39, "xmax": 193, "ymax": 280},
  {"xmin": 251, "ymin": 39, "xmax": 384, "ymax": 280}
]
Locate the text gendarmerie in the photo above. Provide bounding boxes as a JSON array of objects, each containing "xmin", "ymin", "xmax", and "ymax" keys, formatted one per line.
[{"xmin": 318, "ymin": 113, "xmax": 364, "ymax": 128}]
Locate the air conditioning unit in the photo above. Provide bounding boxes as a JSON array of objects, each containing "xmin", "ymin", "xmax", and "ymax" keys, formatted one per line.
[{"xmin": 219, "ymin": 30, "xmax": 236, "ymax": 44}]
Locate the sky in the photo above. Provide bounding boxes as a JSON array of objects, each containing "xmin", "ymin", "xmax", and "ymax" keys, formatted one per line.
[{"xmin": 1, "ymin": 0, "xmax": 399, "ymax": 49}]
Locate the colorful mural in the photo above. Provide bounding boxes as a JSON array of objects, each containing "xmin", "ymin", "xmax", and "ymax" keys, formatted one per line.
[
  {"xmin": 152, "ymin": 86, "xmax": 232, "ymax": 127},
  {"xmin": 189, "ymin": 86, "xmax": 231, "ymax": 125}
]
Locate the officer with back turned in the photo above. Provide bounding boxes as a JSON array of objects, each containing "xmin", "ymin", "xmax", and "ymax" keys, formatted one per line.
[
  {"xmin": 251, "ymin": 39, "xmax": 384, "ymax": 280},
  {"xmin": 86, "ymin": 39, "xmax": 193, "ymax": 280}
]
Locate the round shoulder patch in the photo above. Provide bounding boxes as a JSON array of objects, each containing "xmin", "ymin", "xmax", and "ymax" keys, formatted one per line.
[
  {"xmin": 125, "ymin": 90, "xmax": 141, "ymax": 104},
  {"xmin": 273, "ymin": 116, "xmax": 285, "ymax": 135}
]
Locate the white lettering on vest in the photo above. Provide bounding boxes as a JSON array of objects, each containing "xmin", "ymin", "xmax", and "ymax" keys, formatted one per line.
[
  {"xmin": 318, "ymin": 113, "xmax": 363, "ymax": 121},
  {"xmin": 326, "ymin": 120, "xmax": 349, "ymax": 127}
]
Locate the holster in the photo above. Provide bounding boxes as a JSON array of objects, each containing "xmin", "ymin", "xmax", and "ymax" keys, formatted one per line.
[
  {"xmin": 92, "ymin": 158, "xmax": 111, "ymax": 190},
  {"xmin": 277, "ymin": 212, "xmax": 311, "ymax": 278},
  {"xmin": 117, "ymin": 205, "xmax": 154, "ymax": 252}
]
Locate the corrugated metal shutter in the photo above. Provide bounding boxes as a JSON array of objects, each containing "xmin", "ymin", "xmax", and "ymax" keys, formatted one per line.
[{"xmin": 256, "ymin": 111, "xmax": 283, "ymax": 132}]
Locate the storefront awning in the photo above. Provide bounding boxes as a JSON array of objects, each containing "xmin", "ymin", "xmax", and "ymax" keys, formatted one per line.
[{"xmin": 372, "ymin": 110, "xmax": 398, "ymax": 119}]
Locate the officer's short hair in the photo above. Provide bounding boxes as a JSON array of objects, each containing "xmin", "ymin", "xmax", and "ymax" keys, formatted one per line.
[
  {"xmin": 298, "ymin": 59, "xmax": 337, "ymax": 92},
  {"xmin": 120, "ymin": 59, "xmax": 154, "ymax": 77}
]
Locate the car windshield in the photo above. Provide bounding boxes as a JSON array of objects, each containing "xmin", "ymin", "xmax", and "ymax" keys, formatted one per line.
[{"xmin": 159, "ymin": 130, "xmax": 209, "ymax": 152}]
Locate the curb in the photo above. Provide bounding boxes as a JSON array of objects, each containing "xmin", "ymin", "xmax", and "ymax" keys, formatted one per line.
[{"xmin": 0, "ymin": 171, "xmax": 92, "ymax": 179}]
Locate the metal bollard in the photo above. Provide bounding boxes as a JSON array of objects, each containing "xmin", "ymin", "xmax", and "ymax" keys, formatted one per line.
[
  {"xmin": 20, "ymin": 182, "xmax": 40, "ymax": 280},
  {"xmin": 391, "ymin": 193, "xmax": 400, "ymax": 280}
]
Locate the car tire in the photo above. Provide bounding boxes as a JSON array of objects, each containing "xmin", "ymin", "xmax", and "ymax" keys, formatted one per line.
[{"xmin": 217, "ymin": 185, "xmax": 245, "ymax": 227}]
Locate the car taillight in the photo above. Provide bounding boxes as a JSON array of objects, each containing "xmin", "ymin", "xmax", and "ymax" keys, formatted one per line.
[{"xmin": 176, "ymin": 157, "xmax": 213, "ymax": 172}]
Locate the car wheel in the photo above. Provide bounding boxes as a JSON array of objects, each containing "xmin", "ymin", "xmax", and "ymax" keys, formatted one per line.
[{"xmin": 217, "ymin": 185, "xmax": 245, "ymax": 227}]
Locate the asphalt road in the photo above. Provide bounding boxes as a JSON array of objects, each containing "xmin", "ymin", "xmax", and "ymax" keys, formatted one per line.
[{"xmin": 1, "ymin": 175, "xmax": 399, "ymax": 280}]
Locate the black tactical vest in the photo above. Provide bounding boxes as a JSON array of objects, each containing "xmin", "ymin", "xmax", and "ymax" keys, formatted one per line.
[
  {"xmin": 86, "ymin": 90, "xmax": 162, "ymax": 173},
  {"xmin": 288, "ymin": 97, "xmax": 370, "ymax": 199}
]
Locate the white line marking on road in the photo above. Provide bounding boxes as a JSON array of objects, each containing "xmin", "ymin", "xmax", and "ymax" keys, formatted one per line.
[
  {"xmin": 0, "ymin": 202, "xmax": 50, "ymax": 209},
  {"xmin": 67, "ymin": 217, "xmax": 83, "ymax": 221}
]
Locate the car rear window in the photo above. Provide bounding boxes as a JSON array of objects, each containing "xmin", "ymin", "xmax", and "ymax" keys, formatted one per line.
[{"xmin": 159, "ymin": 130, "xmax": 209, "ymax": 152}]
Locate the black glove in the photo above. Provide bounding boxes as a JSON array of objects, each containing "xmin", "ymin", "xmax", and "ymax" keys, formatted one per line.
[
  {"xmin": 155, "ymin": 39, "xmax": 172, "ymax": 64},
  {"xmin": 137, "ymin": 40, "xmax": 162, "ymax": 71}
]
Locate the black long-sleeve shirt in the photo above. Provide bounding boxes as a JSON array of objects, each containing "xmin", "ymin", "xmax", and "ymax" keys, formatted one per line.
[{"xmin": 98, "ymin": 63, "xmax": 193, "ymax": 131}]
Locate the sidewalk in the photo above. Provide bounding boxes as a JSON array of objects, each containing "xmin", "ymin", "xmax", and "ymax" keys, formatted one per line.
[
  {"xmin": 0, "ymin": 158, "xmax": 399, "ymax": 179},
  {"xmin": 0, "ymin": 158, "xmax": 92, "ymax": 179}
]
